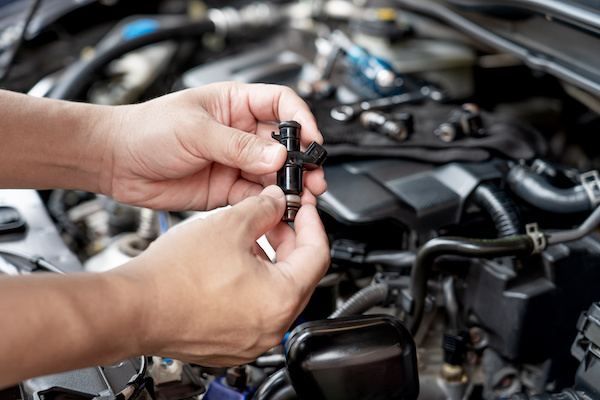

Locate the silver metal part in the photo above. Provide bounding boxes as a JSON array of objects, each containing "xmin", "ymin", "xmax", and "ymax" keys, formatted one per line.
[
  {"xmin": 284, "ymin": 194, "xmax": 301, "ymax": 222},
  {"xmin": 526, "ymin": 223, "xmax": 546, "ymax": 254},
  {"xmin": 330, "ymin": 86, "xmax": 441, "ymax": 122},
  {"xmin": 435, "ymin": 123, "xmax": 457, "ymax": 142},
  {"xmin": 375, "ymin": 69, "xmax": 399, "ymax": 91},
  {"xmin": 207, "ymin": 7, "xmax": 240, "ymax": 37},
  {"xmin": 330, "ymin": 92, "xmax": 420, "ymax": 122},
  {"xmin": 580, "ymin": 170, "xmax": 600, "ymax": 209},
  {"xmin": 137, "ymin": 208, "xmax": 158, "ymax": 241},
  {"xmin": 208, "ymin": 2, "xmax": 281, "ymax": 37},
  {"xmin": 360, "ymin": 110, "xmax": 409, "ymax": 141}
]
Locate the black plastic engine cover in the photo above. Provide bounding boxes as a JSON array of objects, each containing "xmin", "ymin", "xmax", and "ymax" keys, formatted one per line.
[
  {"xmin": 285, "ymin": 314, "xmax": 419, "ymax": 400},
  {"xmin": 318, "ymin": 158, "xmax": 504, "ymax": 232}
]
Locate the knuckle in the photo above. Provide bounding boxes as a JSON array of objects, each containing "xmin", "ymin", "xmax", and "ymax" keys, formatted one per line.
[{"xmin": 224, "ymin": 132, "xmax": 257, "ymax": 166}]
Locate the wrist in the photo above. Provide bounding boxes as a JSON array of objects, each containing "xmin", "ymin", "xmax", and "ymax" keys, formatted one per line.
[
  {"xmin": 52, "ymin": 99, "xmax": 114, "ymax": 194},
  {"xmin": 104, "ymin": 257, "xmax": 160, "ymax": 358}
]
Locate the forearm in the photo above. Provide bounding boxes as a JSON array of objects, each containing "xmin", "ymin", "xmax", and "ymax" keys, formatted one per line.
[
  {"xmin": 0, "ymin": 89, "xmax": 111, "ymax": 192},
  {"xmin": 0, "ymin": 271, "xmax": 144, "ymax": 388}
]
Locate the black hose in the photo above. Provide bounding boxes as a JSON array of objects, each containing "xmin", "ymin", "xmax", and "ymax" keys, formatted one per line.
[
  {"xmin": 252, "ymin": 368, "xmax": 298, "ymax": 400},
  {"xmin": 329, "ymin": 283, "xmax": 388, "ymax": 319},
  {"xmin": 364, "ymin": 250, "xmax": 416, "ymax": 269},
  {"xmin": 47, "ymin": 189, "xmax": 90, "ymax": 247},
  {"xmin": 406, "ymin": 235, "xmax": 535, "ymax": 334},
  {"xmin": 474, "ymin": 182, "xmax": 522, "ymax": 238},
  {"xmin": 507, "ymin": 165, "xmax": 592, "ymax": 214},
  {"xmin": 48, "ymin": 16, "xmax": 215, "ymax": 100},
  {"xmin": 0, "ymin": 0, "xmax": 42, "ymax": 81},
  {"xmin": 442, "ymin": 276, "xmax": 459, "ymax": 331}
]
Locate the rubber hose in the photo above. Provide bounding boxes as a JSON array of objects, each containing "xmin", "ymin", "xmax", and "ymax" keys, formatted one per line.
[
  {"xmin": 474, "ymin": 182, "xmax": 522, "ymax": 238},
  {"xmin": 47, "ymin": 189, "xmax": 89, "ymax": 247},
  {"xmin": 406, "ymin": 235, "xmax": 535, "ymax": 334},
  {"xmin": 48, "ymin": 17, "xmax": 215, "ymax": 100},
  {"xmin": 364, "ymin": 250, "xmax": 416, "ymax": 269},
  {"xmin": 329, "ymin": 283, "xmax": 388, "ymax": 319},
  {"xmin": 507, "ymin": 165, "xmax": 592, "ymax": 214},
  {"xmin": 252, "ymin": 368, "xmax": 298, "ymax": 400}
]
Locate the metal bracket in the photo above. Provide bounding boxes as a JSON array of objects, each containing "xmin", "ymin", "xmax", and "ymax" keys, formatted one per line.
[
  {"xmin": 526, "ymin": 223, "xmax": 546, "ymax": 254},
  {"xmin": 580, "ymin": 170, "xmax": 600, "ymax": 209}
]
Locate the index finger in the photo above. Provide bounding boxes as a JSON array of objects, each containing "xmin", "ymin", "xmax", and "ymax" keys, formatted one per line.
[
  {"xmin": 207, "ymin": 82, "xmax": 323, "ymax": 146},
  {"xmin": 246, "ymin": 84, "xmax": 322, "ymax": 145}
]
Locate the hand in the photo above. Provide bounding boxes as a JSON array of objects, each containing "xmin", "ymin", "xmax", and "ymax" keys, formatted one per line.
[
  {"xmin": 99, "ymin": 81, "xmax": 326, "ymax": 211},
  {"xmin": 112, "ymin": 185, "xmax": 330, "ymax": 366}
]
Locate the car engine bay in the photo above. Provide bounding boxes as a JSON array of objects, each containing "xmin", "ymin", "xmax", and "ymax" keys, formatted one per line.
[{"xmin": 2, "ymin": 0, "xmax": 600, "ymax": 399}]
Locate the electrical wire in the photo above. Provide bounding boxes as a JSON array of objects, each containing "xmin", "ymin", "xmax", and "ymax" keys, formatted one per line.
[
  {"xmin": 47, "ymin": 17, "xmax": 215, "ymax": 100},
  {"xmin": 115, "ymin": 356, "xmax": 148, "ymax": 400},
  {"xmin": 329, "ymin": 283, "xmax": 388, "ymax": 319}
]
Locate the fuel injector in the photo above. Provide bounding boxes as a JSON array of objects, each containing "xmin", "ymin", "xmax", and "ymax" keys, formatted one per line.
[
  {"xmin": 434, "ymin": 103, "xmax": 485, "ymax": 142},
  {"xmin": 360, "ymin": 110, "xmax": 413, "ymax": 141},
  {"xmin": 272, "ymin": 121, "xmax": 327, "ymax": 222}
]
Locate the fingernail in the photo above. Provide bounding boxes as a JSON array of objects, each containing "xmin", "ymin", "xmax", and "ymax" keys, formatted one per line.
[
  {"xmin": 261, "ymin": 185, "xmax": 284, "ymax": 199},
  {"xmin": 260, "ymin": 144, "xmax": 284, "ymax": 166}
]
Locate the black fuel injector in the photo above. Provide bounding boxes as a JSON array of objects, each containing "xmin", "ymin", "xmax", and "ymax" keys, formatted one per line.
[
  {"xmin": 272, "ymin": 121, "xmax": 327, "ymax": 222},
  {"xmin": 434, "ymin": 103, "xmax": 485, "ymax": 142}
]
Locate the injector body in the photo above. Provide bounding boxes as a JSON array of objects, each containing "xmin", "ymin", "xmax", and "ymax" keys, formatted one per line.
[{"xmin": 272, "ymin": 121, "xmax": 327, "ymax": 222}]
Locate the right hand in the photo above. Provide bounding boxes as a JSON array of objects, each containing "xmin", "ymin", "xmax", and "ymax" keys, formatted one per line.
[{"xmin": 112, "ymin": 185, "xmax": 330, "ymax": 366}]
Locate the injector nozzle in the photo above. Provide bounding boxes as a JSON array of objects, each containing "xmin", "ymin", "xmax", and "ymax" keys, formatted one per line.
[{"xmin": 271, "ymin": 121, "xmax": 327, "ymax": 222}]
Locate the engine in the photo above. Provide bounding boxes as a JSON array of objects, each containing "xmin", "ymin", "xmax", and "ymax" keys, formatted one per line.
[{"xmin": 3, "ymin": 1, "xmax": 600, "ymax": 400}]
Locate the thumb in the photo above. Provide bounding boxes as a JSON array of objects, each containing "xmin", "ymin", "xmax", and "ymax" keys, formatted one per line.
[
  {"xmin": 200, "ymin": 121, "xmax": 287, "ymax": 174},
  {"xmin": 211, "ymin": 185, "xmax": 286, "ymax": 245}
]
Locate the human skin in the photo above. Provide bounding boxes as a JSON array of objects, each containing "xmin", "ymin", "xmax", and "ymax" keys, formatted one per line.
[{"xmin": 0, "ymin": 82, "xmax": 330, "ymax": 388}]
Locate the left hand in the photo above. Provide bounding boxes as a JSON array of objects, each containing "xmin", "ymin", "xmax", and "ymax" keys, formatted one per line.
[{"xmin": 98, "ymin": 81, "xmax": 326, "ymax": 211}]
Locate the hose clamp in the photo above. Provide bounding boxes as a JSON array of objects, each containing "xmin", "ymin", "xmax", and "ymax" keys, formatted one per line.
[
  {"xmin": 581, "ymin": 170, "xmax": 600, "ymax": 209},
  {"xmin": 526, "ymin": 223, "xmax": 546, "ymax": 254}
]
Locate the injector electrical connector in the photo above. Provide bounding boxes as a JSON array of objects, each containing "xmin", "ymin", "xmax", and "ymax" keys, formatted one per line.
[{"xmin": 272, "ymin": 121, "xmax": 327, "ymax": 222}]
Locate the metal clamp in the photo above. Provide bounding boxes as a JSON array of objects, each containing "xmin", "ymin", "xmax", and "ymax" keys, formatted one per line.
[
  {"xmin": 580, "ymin": 170, "xmax": 600, "ymax": 209},
  {"xmin": 526, "ymin": 223, "xmax": 546, "ymax": 254}
]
